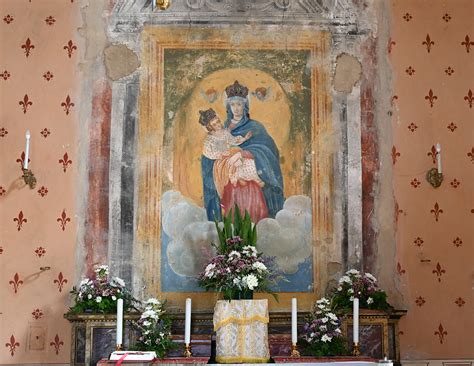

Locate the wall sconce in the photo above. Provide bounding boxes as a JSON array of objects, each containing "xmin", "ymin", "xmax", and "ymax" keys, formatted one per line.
[
  {"xmin": 153, "ymin": 0, "xmax": 170, "ymax": 10},
  {"xmin": 23, "ymin": 130, "xmax": 37, "ymax": 189},
  {"xmin": 426, "ymin": 143, "xmax": 443, "ymax": 188}
]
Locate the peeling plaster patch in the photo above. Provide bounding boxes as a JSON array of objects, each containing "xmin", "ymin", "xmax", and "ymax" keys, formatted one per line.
[
  {"xmin": 104, "ymin": 44, "xmax": 140, "ymax": 81},
  {"xmin": 333, "ymin": 53, "xmax": 362, "ymax": 93}
]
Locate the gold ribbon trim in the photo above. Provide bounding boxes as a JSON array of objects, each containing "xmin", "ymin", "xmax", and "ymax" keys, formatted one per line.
[
  {"xmin": 213, "ymin": 315, "xmax": 270, "ymax": 331},
  {"xmin": 216, "ymin": 356, "xmax": 271, "ymax": 364}
]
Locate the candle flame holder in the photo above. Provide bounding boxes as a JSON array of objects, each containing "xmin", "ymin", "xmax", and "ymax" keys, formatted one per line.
[
  {"xmin": 115, "ymin": 344, "xmax": 123, "ymax": 351},
  {"xmin": 352, "ymin": 342, "xmax": 361, "ymax": 356},
  {"xmin": 22, "ymin": 168, "xmax": 37, "ymax": 189},
  {"xmin": 154, "ymin": 0, "xmax": 170, "ymax": 10},
  {"xmin": 183, "ymin": 343, "xmax": 192, "ymax": 358},
  {"xmin": 290, "ymin": 343, "xmax": 300, "ymax": 357},
  {"xmin": 426, "ymin": 168, "xmax": 443, "ymax": 188}
]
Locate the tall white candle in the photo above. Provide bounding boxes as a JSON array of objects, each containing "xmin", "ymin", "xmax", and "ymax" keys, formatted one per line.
[
  {"xmin": 116, "ymin": 299, "xmax": 123, "ymax": 346},
  {"xmin": 435, "ymin": 143, "xmax": 442, "ymax": 174},
  {"xmin": 24, "ymin": 130, "xmax": 31, "ymax": 169},
  {"xmin": 185, "ymin": 298, "xmax": 192, "ymax": 344},
  {"xmin": 353, "ymin": 297, "xmax": 359, "ymax": 344},
  {"xmin": 291, "ymin": 298, "xmax": 297, "ymax": 344}
]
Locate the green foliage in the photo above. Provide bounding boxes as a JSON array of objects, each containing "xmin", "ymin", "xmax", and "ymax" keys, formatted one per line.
[
  {"xmin": 300, "ymin": 336, "xmax": 347, "ymax": 357},
  {"xmin": 214, "ymin": 204, "xmax": 257, "ymax": 252}
]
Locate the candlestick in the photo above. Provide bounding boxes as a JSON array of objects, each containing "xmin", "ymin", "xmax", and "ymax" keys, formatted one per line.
[
  {"xmin": 24, "ymin": 130, "xmax": 30, "ymax": 169},
  {"xmin": 116, "ymin": 299, "xmax": 123, "ymax": 347},
  {"xmin": 435, "ymin": 143, "xmax": 442, "ymax": 174},
  {"xmin": 184, "ymin": 298, "xmax": 191, "ymax": 345},
  {"xmin": 291, "ymin": 298, "xmax": 297, "ymax": 344},
  {"xmin": 353, "ymin": 297, "xmax": 359, "ymax": 344}
]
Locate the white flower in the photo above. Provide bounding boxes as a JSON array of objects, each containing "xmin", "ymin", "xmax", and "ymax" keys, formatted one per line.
[
  {"xmin": 252, "ymin": 262, "xmax": 267, "ymax": 272},
  {"xmin": 320, "ymin": 325, "xmax": 327, "ymax": 331},
  {"xmin": 337, "ymin": 286, "xmax": 342, "ymax": 292},
  {"xmin": 112, "ymin": 296, "xmax": 117, "ymax": 301},
  {"xmin": 315, "ymin": 310, "xmax": 322, "ymax": 315},
  {"xmin": 243, "ymin": 274, "xmax": 259, "ymax": 290},
  {"xmin": 339, "ymin": 275, "xmax": 352, "ymax": 284},
  {"xmin": 317, "ymin": 304, "xmax": 326, "ymax": 309},
  {"xmin": 335, "ymin": 328, "xmax": 342, "ymax": 333},
  {"xmin": 348, "ymin": 288, "xmax": 354, "ymax": 294},
  {"xmin": 88, "ymin": 294, "xmax": 93, "ymax": 299},
  {"xmin": 79, "ymin": 278, "xmax": 92, "ymax": 287},
  {"xmin": 243, "ymin": 246, "xmax": 257, "ymax": 257},
  {"xmin": 367, "ymin": 297, "xmax": 374, "ymax": 304},
  {"xmin": 141, "ymin": 309, "xmax": 158, "ymax": 320},
  {"xmin": 350, "ymin": 296, "xmax": 354, "ymax": 301},
  {"xmin": 142, "ymin": 320, "xmax": 152, "ymax": 327},
  {"xmin": 94, "ymin": 265, "xmax": 109, "ymax": 276},
  {"xmin": 111, "ymin": 277, "xmax": 126, "ymax": 287},
  {"xmin": 145, "ymin": 298, "xmax": 160, "ymax": 305},
  {"xmin": 321, "ymin": 334, "xmax": 332, "ymax": 342},
  {"xmin": 204, "ymin": 263, "xmax": 216, "ymax": 278},
  {"xmin": 328, "ymin": 313, "xmax": 338, "ymax": 321},
  {"xmin": 330, "ymin": 320, "xmax": 339, "ymax": 326},
  {"xmin": 233, "ymin": 278, "xmax": 242, "ymax": 289},
  {"xmin": 321, "ymin": 317, "xmax": 328, "ymax": 323},
  {"xmin": 316, "ymin": 298, "xmax": 330, "ymax": 304},
  {"xmin": 228, "ymin": 251, "xmax": 241, "ymax": 259},
  {"xmin": 347, "ymin": 269, "xmax": 360, "ymax": 275},
  {"xmin": 364, "ymin": 272, "xmax": 377, "ymax": 282},
  {"xmin": 96, "ymin": 296, "xmax": 102, "ymax": 303}
]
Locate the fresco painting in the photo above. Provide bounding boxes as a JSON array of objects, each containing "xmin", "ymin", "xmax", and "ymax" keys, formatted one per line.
[{"xmin": 160, "ymin": 49, "xmax": 314, "ymax": 292}]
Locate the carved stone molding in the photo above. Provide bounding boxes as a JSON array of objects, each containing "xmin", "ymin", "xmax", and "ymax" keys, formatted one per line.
[{"xmin": 110, "ymin": 0, "xmax": 358, "ymax": 34}]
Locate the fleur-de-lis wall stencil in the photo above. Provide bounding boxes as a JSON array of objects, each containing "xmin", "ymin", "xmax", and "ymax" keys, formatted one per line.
[
  {"xmin": 461, "ymin": 35, "xmax": 473, "ymax": 53},
  {"xmin": 61, "ymin": 95, "xmax": 74, "ymax": 115},
  {"xmin": 434, "ymin": 323, "xmax": 447, "ymax": 344},
  {"xmin": 467, "ymin": 147, "xmax": 474, "ymax": 163},
  {"xmin": 464, "ymin": 89, "xmax": 473, "ymax": 108},
  {"xmin": 59, "ymin": 153, "xmax": 72, "ymax": 172},
  {"xmin": 53, "ymin": 272, "xmax": 67, "ymax": 292},
  {"xmin": 21, "ymin": 38, "xmax": 35, "ymax": 57},
  {"xmin": 392, "ymin": 146, "xmax": 400, "ymax": 164},
  {"xmin": 397, "ymin": 262, "xmax": 406, "ymax": 275},
  {"xmin": 63, "ymin": 40, "xmax": 77, "ymax": 58},
  {"xmin": 9, "ymin": 273, "xmax": 23, "ymax": 293},
  {"xmin": 5, "ymin": 335, "xmax": 20, "ymax": 356},
  {"xmin": 19, "ymin": 94, "xmax": 32, "ymax": 113},
  {"xmin": 432, "ymin": 262, "xmax": 446, "ymax": 282},
  {"xmin": 57, "ymin": 210, "xmax": 71, "ymax": 231},
  {"xmin": 430, "ymin": 202, "xmax": 443, "ymax": 222},
  {"xmin": 16, "ymin": 151, "xmax": 30, "ymax": 170},
  {"xmin": 388, "ymin": 38, "xmax": 396, "ymax": 54},
  {"xmin": 50, "ymin": 334, "xmax": 64, "ymax": 355},
  {"xmin": 425, "ymin": 89, "xmax": 437, "ymax": 107},
  {"xmin": 427, "ymin": 145, "xmax": 439, "ymax": 164},
  {"xmin": 13, "ymin": 211, "xmax": 27, "ymax": 231},
  {"xmin": 422, "ymin": 34, "xmax": 434, "ymax": 53}
]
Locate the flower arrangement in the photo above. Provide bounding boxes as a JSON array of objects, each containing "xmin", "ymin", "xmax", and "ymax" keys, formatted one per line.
[
  {"xmin": 198, "ymin": 205, "xmax": 279, "ymax": 300},
  {"xmin": 331, "ymin": 269, "xmax": 391, "ymax": 311},
  {"xmin": 132, "ymin": 298, "xmax": 174, "ymax": 358},
  {"xmin": 68, "ymin": 265, "xmax": 136, "ymax": 314},
  {"xmin": 300, "ymin": 298, "xmax": 346, "ymax": 356}
]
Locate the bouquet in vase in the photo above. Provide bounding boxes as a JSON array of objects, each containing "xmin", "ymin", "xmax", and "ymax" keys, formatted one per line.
[
  {"xmin": 331, "ymin": 269, "xmax": 391, "ymax": 311},
  {"xmin": 300, "ymin": 298, "xmax": 346, "ymax": 356},
  {"xmin": 132, "ymin": 298, "xmax": 174, "ymax": 358},
  {"xmin": 68, "ymin": 265, "xmax": 136, "ymax": 314},
  {"xmin": 198, "ymin": 205, "xmax": 280, "ymax": 300}
]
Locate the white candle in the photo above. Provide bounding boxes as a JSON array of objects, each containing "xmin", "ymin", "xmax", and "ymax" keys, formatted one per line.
[
  {"xmin": 116, "ymin": 299, "xmax": 123, "ymax": 346},
  {"xmin": 353, "ymin": 297, "xmax": 359, "ymax": 344},
  {"xmin": 435, "ymin": 143, "xmax": 442, "ymax": 174},
  {"xmin": 24, "ymin": 130, "xmax": 31, "ymax": 169},
  {"xmin": 185, "ymin": 298, "xmax": 192, "ymax": 344},
  {"xmin": 291, "ymin": 298, "xmax": 297, "ymax": 344}
]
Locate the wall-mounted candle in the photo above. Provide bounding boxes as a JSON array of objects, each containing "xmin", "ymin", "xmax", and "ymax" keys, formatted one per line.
[
  {"xmin": 291, "ymin": 298, "xmax": 297, "ymax": 344},
  {"xmin": 116, "ymin": 298, "xmax": 124, "ymax": 346},
  {"xmin": 353, "ymin": 297, "xmax": 359, "ymax": 344},
  {"xmin": 184, "ymin": 298, "xmax": 192, "ymax": 345},
  {"xmin": 24, "ymin": 130, "xmax": 31, "ymax": 169},
  {"xmin": 435, "ymin": 143, "xmax": 442, "ymax": 174}
]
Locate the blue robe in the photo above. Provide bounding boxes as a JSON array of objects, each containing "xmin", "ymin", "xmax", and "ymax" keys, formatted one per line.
[{"xmin": 201, "ymin": 104, "xmax": 284, "ymax": 221}]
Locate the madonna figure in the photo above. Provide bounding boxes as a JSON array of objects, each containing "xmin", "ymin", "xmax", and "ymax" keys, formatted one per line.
[{"xmin": 201, "ymin": 80, "xmax": 284, "ymax": 222}]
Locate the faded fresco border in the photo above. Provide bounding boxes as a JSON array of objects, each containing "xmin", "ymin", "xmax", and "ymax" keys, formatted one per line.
[{"xmin": 137, "ymin": 27, "xmax": 332, "ymax": 311}]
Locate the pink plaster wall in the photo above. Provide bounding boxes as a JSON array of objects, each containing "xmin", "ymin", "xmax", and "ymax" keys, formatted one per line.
[
  {"xmin": 0, "ymin": 0, "xmax": 80, "ymax": 363},
  {"xmin": 390, "ymin": 0, "xmax": 473, "ymax": 359}
]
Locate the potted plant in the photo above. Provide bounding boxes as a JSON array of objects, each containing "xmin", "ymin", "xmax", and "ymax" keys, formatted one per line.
[
  {"xmin": 299, "ymin": 297, "xmax": 347, "ymax": 356},
  {"xmin": 68, "ymin": 265, "xmax": 137, "ymax": 314},
  {"xmin": 198, "ymin": 205, "xmax": 280, "ymax": 300},
  {"xmin": 131, "ymin": 298, "xmax": 175, "ymax": 358}
]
